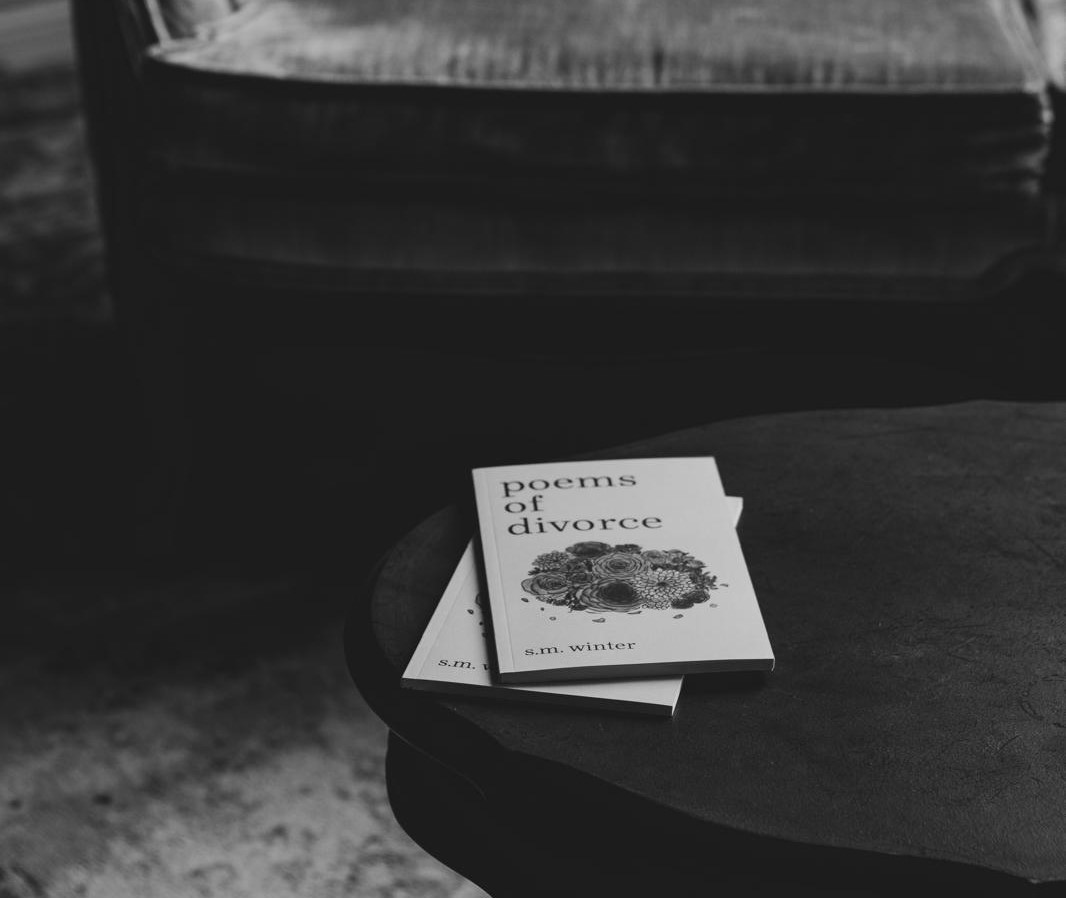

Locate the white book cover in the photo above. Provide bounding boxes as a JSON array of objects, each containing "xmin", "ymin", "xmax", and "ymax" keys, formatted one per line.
[
  {"xmin": 401, "ymin": 497, "xmax": 744, "ymax": 716},
  {"xmin": 473, "ymin": 457, "xmax": 774, "ymax": 684}
]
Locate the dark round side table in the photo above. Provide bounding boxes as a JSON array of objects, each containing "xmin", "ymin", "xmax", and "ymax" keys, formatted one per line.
[{"xmin": 345, "ymin": 401, "xmax": 1066, "ymax": 897}]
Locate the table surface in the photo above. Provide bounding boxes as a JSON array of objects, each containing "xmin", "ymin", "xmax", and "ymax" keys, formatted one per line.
[{"xmin": 358, "ymin": 400, "xmax": 1066, "ymax": 889}]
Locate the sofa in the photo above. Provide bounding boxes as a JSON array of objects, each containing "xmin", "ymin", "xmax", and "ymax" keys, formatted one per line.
[
  {"xmin": 75, "ymin": 0, "xmax": 1066, "ymax": 297},
  {"xmin": 70, "ymin": 0, "xmax": 1066, "ymax": 560}
]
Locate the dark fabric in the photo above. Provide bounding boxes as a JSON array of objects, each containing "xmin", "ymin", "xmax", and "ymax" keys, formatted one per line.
[
  {"xmin": 143, "ymin": 185, "xmax": 1052, "ymax": 298},
  {"xmin": 133, "ymin": 0, "xmax": 1050, "ymax": 197},
  {"xmin": 143, "ymin": 72, "xmax": 1051, "ymax": 200},
  {"xmin": 84, "ymin": 0, "xmax": 1063, "ymax": 298}
]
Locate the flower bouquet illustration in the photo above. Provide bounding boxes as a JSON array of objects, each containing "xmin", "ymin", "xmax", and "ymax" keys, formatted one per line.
[{"xmin": 521, "ymin": 541, "xmax": 721, "ymax": 614}]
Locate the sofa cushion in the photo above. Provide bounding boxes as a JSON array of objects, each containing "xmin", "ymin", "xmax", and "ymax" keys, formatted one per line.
[
  {"xmin": 148, "ymin": 0, "xmax": 1038, "ymax": 91},
  {"xmin": 131, "ymin": 0, "xmax": 1051, "ymax": 201}
]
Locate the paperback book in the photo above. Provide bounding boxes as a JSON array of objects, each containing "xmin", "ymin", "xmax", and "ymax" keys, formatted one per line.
[
  {"xmin": 401, "ymin": 497, "xmax": 744, "ymax": 716},
  {"xmin": 472, "ymin": 457, "xmax": 774, "ymax": 684}
]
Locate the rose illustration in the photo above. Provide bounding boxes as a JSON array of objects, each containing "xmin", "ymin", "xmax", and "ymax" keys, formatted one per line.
[
  {"xmin": 520, "ymin": 545, "xmax": 723, "ymax": 613},
  {"xmin": 521, "ymin": 571, "xmax": 572, "ymax": 604},
  {"xmin": 566, "ymin": 541, "xmax": 613, "ymax": 558},
  {"xmin": 673, "ymin": 588, "xmax": 710, "ymax": 609},
  {"xmin": 577, "ymin": 578, "xmax": 643, "ymax": 613},
  {"xmin": 591, "ymin": 552, "xmax": 649, "ymax": 579}
]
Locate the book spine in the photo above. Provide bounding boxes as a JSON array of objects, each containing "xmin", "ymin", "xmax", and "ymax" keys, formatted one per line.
[{"xmin": 472, "ymin": 469, "xmax": 514, "ymax": 675}]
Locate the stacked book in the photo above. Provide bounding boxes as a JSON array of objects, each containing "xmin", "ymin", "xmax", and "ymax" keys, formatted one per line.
[{"xmin": 403, "ymin": 458, "xmax": 774, "ymax": 716}]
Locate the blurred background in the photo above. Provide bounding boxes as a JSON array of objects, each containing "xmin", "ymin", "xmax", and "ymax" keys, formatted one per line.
[
  {"xmin": 5, "ymin": 0, "xmax": 1063, "ymax": 893},
  {"xmin": 0, "ymin": 2, "xmax": 487, "ymax": 894}
]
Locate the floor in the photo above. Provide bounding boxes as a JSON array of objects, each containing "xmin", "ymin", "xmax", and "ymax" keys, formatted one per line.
[
  {"xmin": 0, "ymin": 576, "xmax": 487, "ymax": 898},
  {"xmin": 0, "ymin": 3, "xmax": 487, "ymax": 895}
]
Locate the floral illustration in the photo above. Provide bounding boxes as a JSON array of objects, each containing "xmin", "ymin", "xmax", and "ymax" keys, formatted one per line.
[{"xmin": 520, "ymin": 542, "xmax": 721, "ymax": 613}]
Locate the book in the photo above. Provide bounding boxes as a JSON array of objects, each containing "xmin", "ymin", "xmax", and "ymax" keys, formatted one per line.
[
  {"xmin": 472, "ymin": 457, "xmax": 774, "ymax": 684},
  {"xmin": 401, "ymin": 497, "xmax": 744, "ymax": 716}
]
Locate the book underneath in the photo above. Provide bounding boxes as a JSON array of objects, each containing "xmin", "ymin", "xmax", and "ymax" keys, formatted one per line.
[{"xmin": 401, "ymin": 496, "xmax": 745, "ymax": 716}]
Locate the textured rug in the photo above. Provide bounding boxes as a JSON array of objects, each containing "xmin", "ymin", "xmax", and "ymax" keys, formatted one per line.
[{"xmin": 0, "ymin": 574, "xmax": 487, "ymax": 898}]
